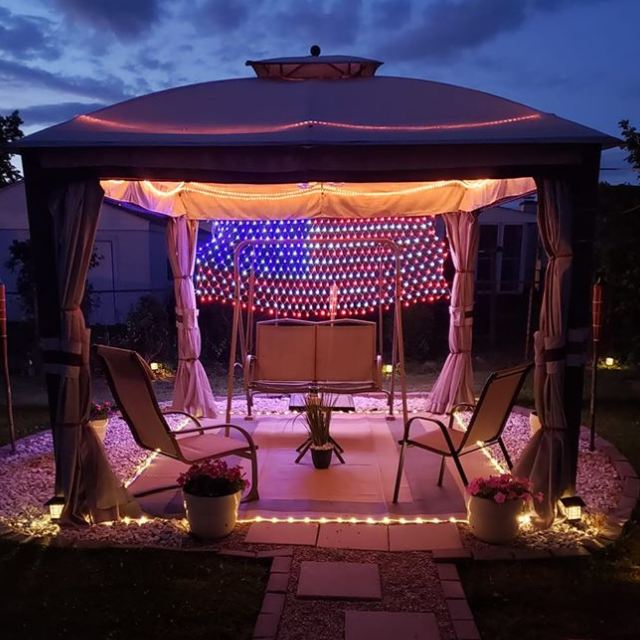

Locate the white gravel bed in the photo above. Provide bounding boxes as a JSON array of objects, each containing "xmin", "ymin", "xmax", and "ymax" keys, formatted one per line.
[{"xmin": 0, "ymin": 394, "xmax": 625, "ymax": 548}]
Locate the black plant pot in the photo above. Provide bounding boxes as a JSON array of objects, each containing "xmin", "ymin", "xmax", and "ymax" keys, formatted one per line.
[{"xmin": 311, "ymin": 447, "xmax": 333, "ymax": 469}]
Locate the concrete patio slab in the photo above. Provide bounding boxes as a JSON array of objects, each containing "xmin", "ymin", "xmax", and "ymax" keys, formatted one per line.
[
  {"xmin": 388, "ymin": 523, "xmax": 462, "ymax": 551},
  {"xmin": 345, "ymin": 611, "xmax": 441, "ymax": 640},
  {"xmin": 297, "ymin": 561, "xmax": 382, "ymax": 600},
  {"xmin": 245, "ymin": 522, "xmax": 319, "ymax": 546},
  {"xmin": 317, "ymin": 523, "xmax": 389, "ymax": 550}
]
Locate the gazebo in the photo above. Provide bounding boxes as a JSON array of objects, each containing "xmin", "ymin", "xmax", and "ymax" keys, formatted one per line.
[{"xmin": 12, "ymin": 52, "xmax": 617, "ymax": 526}]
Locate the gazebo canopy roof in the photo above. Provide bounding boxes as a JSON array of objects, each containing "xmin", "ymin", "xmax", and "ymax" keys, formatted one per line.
[
  {"xmin": 13, "ymin": 53, "xmax": 617, "ymax": 186},
  {"xmin": 15, "ymin": 55, "xmax": 616, "ymax": 150}
]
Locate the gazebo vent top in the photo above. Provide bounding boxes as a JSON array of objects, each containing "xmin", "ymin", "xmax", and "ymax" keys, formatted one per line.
[{"xmin": 246, "ymin": 47, "xmax": 383, "ymax": 79}]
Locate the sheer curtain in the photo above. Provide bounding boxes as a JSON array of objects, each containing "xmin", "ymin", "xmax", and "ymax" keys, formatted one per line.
[{"xmin": 426, "ymin": 211, "xmax": 479, "ymax": 413}]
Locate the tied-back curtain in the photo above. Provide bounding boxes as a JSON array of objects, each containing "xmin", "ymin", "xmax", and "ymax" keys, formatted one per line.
[
  {"xmin": 47, "ymin": 181, "xmax": 139, "ymax": 525},
  {"xmin": 167, "ymin": 216, "xmax": 217, "ymax": 417},
  {"xmin": 514, "ymin": 179, "xmax": 573, "ymax": 526},
  {"xmin": 426, "ymin": 211, "xmax": 479, "ymax": 413}
]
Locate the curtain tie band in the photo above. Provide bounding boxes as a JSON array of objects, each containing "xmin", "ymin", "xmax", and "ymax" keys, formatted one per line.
[
  {"xmin": 178, "ymin": 357, "xmax": 197, "ymax": 362},
  {"xmin": 174, "ymin": 275, "xmax": 193, "ymax": 280},
  {"xmin": 451, "ymin": 349, "xmax": 471, "ymax": 354},
  {"xmin": 43, "ymin": 350, "xmax": 84, "ymax": 367}
]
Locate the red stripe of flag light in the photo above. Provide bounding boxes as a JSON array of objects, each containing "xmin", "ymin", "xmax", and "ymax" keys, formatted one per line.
[{"xmin": 195, "ymin": 216, "xmax": 450, "ymax": 318}]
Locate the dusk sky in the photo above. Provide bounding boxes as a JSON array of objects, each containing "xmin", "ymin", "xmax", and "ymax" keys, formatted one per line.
[{"xmin": 1, "ymin": 0, "xmax": 639, "ymax": 182}]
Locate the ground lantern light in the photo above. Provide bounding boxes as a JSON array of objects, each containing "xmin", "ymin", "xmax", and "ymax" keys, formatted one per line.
[
  {"xmin": 560, "ymin": 496, "xmax": 586, "ymax": 523},
  {"xmin": 45, "ymin": 497, "xmax": 65, "ymax": 520}
]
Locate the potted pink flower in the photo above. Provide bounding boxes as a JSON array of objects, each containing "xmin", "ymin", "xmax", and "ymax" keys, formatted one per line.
[
  {"xmin": 466, "ymin": 474, "xmax": 543, "ymax": 544},
  {"xmin": 89, "ymin": 401, "xmax": 113, "ymax": 442},
  {"xmin": 177, "ymin": 459, "xmax": 249, "ymax": 539}
]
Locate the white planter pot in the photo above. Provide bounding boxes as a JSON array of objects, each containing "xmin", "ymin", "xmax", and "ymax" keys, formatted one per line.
[
  {"xmin": 183, "ymin": 491, "xmax": 241, "ymax": 540},
  {"xmin": 90, "ymin": 418, "xmax": 109, "ymax": 442},
  {"xmin": 467, "ymin": 495, "xmax": 523, "ymax": 544}
]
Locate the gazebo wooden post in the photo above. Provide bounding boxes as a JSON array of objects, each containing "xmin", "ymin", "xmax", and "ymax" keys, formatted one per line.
[
  {"xmin": 0, "ymin": 284, "xmax": 16, "ymax": 451},
  {"xmin": 564, "ymin": 154, "xmax": 600, "ymax": 492},
  {"xmin": 22, "ymin": 157, "xmax": 64, "ymax": 486}
]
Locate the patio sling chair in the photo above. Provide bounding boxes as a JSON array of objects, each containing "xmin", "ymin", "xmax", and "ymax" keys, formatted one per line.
[
  {"xmin": 392, "ymin": 362, "xmax": 532, "ymax": 503},
  {"xmin": 96, "ymin": 344, "xmax": 259, "ymax": 502}
]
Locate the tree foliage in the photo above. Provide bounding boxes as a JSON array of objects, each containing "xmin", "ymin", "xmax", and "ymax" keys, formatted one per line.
[
  {"xmin": 596, "ymin": 119, "xmax": 640, "ymax": 364},
  {"xmin": 619, "ymin": 119, "xmax": 640, "ymax": 179},
  {"xmin": 5, "ymin": 239, "xmax": 103, "ymax": 322},
  {"xmin": 0, "ymin": 110, "xmax": 24, "ymax": 186}
]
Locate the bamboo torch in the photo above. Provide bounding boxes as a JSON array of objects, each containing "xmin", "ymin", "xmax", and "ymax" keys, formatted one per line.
[
  {"xmin": 0, "ymin": 284, "xmax": 16, "ymax": 451},
  {"xmin": 589, "ymin": 280, "xmax": 604, "ymax": 452}
]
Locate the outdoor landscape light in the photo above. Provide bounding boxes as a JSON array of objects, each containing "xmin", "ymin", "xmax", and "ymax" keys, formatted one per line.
[
  {"xmin": 560, "ymin": 496, "xmax": 586, "ymax": 522},
  {"xmin": 604, "ymin": 357, "xmax": 615, "ymax": 366},
  {"xmin": 382, "ymin": 363, "xmax": 394, "ymax": 375},
  {"xmin": 150, "ymin": 362, "xmax": 160, "ymax": 371},
  {"xmin": 45, "ymin": 497, "xmax": 65, "ymax": 520}
]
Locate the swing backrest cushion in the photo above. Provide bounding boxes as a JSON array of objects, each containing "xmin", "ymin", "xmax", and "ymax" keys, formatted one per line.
[
  {"xmin": 255, "ymin": 323, "xmax": 317, "ymax": 381},
  {"xmin": 315, "ymin": 323, "xmax": 377, "ymax": 382}
]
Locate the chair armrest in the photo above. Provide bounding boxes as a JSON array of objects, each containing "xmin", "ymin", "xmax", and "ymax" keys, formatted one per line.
[
  {"xmin": 402, "ymin": 414, "xmax": 449, "ymax": 442},
  {"xmin": 403, "ymin": 415, "xmax": 461, "ymax": 453},
  {"xmin": 176, "ymin": 423, "xmax": 258, "ymax": 451},
  {"xmin": 449, "ymin": 403, "xmax": 476, "ymax": 414},
  {"xmin": 162, "ymin": 410, "xmax": 204, "ymax": 433}
]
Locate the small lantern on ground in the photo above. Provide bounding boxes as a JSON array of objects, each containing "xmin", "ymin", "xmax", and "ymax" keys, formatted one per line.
[
  {"xmin": 560, "ymin": 496, "xmax": 586, "ymax": 523},
  {"xmin": 150, "ymin": 362, "xmax": 160, "ymax": 372},
  {"xmin": 382, "ymin": 363, "xmax": 394, "ymax": 376},
  {"xmin": 604, "ymin": 357, "xmax": 614, "ymax": 367},
  {"xmin": 45, "ymin": 497, "xmax": 65, "ymax": 520}
]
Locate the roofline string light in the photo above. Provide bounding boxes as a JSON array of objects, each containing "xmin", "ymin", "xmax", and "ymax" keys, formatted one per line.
[
  {"xmin": 105, "ymin": 178, "xmax": 497, "ymax": 202},
  {"xmin": 78, "ymin": 113, "xmax": 542, "ymax": 135}
]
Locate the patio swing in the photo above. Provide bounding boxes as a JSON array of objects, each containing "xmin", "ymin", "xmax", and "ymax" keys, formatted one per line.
[{"xmin": 224, "ymin": 236, "xmax": 410, "ymax": 427}]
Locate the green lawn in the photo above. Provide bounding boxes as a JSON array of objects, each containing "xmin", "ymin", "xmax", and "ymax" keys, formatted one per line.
[
  {"xmin": 0, "ymin": 540, "xmax": 269, "ymax": 640},
  {"xmin": 460, "ymin": 367, "xmax": 640, "ymax": 640}
]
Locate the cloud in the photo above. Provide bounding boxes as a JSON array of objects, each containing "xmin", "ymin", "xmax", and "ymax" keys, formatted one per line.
[
  {"xmin": 0, "ymin": 7, "xmax": 61, "ymax": 61},
  {"xmin": 372, "ymin": 0, "xmax": 414, "ymax": 29},
  {"xmin": 0, "ymin": 59, "xmax": 134, "ymax": 103},
  {"xmin": 51, "ymin": 0, "xmax": 168, "ymax": 38},
  {"xmin": 16, "ymin": 102, "xmax": 108, "ymax": 126},
  {"xmin": 383, "ymin": 0, "xmax": 606, "ymax": 62},
  {"xmin": 200, "ymin": 0, "xmax": 252, "ymax": 30},
  {"xmin": 271, "ymin": 0, "xmax": 364, "ymax": 49}
]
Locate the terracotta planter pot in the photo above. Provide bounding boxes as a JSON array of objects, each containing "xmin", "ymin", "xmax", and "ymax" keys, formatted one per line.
[
  {"xmin": 89, "ymin": 417, "xmax": 109, "ymax": 442},
  {"xmin": 183, "ymin": 491, "xmax": 241, "ymax": 539},
  {"xmin": 311, "ymin": 447, "xmax": 333, "ymax": 469},
  {"xmin": 467, "ymin": 495, "xmax": 523, "ymax": 544}
]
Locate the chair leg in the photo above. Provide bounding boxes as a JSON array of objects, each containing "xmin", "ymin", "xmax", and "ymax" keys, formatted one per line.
[
  {"xmin": 246, "ymin": 391, "xmax": 253, "ymax": 420},
  {"xmin": 498, "ymin": 438, "xmax": 513, "ymax": 470},
  {"xmin": 451, "ymin": 454, "xmax": 469, "ymax": 487},
  {"xmin": 393, "ymin": 440, "xmax": 407, "ymax": 503},
  {"xmin": 437, "ymin": 455, "xmax": 446, "ymax": 486},
  {"xmin": 242, "ymin": 447, "xmax": 260, "ymax": 502}
]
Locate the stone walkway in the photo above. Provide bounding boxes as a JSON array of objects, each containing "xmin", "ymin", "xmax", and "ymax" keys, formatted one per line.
[
  {"xmin": 250, "ymin": 543, "xmax": 480, "ymax": 640},
  {"xmin": 245, "ymin": 521, "xmax": 478, "ymax": 640}
]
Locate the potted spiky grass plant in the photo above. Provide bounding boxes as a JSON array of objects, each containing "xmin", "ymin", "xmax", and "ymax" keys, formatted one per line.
[{"xmin": 300, "ymin": 391, "xmax": 336, "ymax": 469}]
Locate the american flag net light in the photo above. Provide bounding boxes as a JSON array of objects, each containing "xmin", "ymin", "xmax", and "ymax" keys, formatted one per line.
[{"xmin": 195, "ymin": 216, "xmax": 449, "ymax": 317}]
